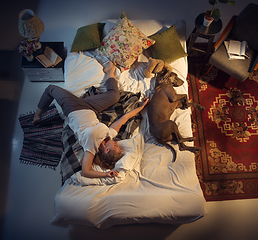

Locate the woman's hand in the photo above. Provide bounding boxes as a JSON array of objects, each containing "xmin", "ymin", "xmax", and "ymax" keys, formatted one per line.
[
  {"xmin": 106, "ymin": 170, "xmax": 119, "ymax": 178},
  {"xmin": 138, "ymin": 97, "xmax": 149, "ymax": 110},
  {"xmin": 110, "ymin": 97, "xmax": 149, "ymax": 133}
]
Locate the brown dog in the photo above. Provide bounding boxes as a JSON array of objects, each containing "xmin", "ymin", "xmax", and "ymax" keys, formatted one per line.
[{"xmin": 147, "ymin": 71, "xmax": 204, "ymax": 160}]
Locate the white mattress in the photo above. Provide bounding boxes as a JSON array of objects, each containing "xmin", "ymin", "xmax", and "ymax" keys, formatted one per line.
[{"xmin": 51, "ymin": 19, "xmax": 207, "ymax": 229}]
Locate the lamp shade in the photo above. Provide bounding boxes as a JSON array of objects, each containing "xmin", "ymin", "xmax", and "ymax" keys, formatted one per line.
[{"xmin": 18, "ymin": 9, "xmax": 45, "ymax": 38}]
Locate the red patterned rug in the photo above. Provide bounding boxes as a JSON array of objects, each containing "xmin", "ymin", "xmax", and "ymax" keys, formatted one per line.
[{"xmin": 188, "ymin": 53, "xmax": 258, "ymax": 201}]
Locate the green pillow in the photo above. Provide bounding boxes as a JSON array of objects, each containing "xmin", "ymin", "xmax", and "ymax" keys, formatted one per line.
[
  {"xmin": 149, "ymin": 24, "xmax": 187, "ymax": 63},
  {"xmin": 71, "ymin": 23, "xmax": 105, "ymax": 52}
]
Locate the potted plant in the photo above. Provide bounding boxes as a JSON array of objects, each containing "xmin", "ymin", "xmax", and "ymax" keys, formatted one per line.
[
  {"xmin": 16, "ymin": 39, "xmax": 37, "ymax": 61},
  {"xmin": 204, "ymin": 0, "xmax": 236, "ymax": 26}
]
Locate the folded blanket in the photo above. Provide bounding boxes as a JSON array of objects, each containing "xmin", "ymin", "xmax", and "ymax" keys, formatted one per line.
[{"xmin": 60, "ymin": 90, "xmax": 142, "ymax": 184}]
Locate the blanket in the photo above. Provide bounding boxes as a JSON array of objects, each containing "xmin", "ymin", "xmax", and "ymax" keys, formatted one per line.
[{"xmin": 60, "ymin": 90, "xmax": 142, "ymax": 184}]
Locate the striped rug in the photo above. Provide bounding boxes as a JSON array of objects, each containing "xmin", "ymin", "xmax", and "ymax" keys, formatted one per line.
[{"xmin": 19, "ymin": 105, "xmax": 64, "ymax": 169}]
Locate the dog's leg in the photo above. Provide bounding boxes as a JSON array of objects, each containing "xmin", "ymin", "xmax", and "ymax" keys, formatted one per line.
[
  {"xmin": 187, "ymin": 102, "xmax": 206, "ymax": 111},
  {"xmin": 152, "ymin": 120, "xmax": 178, "ymax": 161},
  {"xmin": 156, "ymin": 120, "xmax": 194, "ymax": 142},
  {"xmin": 177, "ymin": 98, "xmax": 206, "ymax": 111},
  {"xmin": 178, "ymin": 141, "xmax": 201, "ymax": 153},
  {"xmin": 169, "ymin": 121, "xmax": 200, "ymax": 153},
  {"xmin": 169, "ymin": 121, "xmax": 195, "ymax": 142},
  {"xmin": 162, "ymin": 86, "xmax": 187, "ymax": 103}
]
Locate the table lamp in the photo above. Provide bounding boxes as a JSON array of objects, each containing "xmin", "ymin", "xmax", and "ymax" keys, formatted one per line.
[{"xmin": 18, "ymin": 9, "xmax": 45, "ymax": 49}]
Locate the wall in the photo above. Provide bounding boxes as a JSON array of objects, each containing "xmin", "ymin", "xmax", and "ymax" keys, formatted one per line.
[
  {"xmin": 37, "ymin": 0, "xmax": 250, "ymax": 46},
  {"xmin": 1, "ymin": 0, "xmax": 254, "ymax": 50}
]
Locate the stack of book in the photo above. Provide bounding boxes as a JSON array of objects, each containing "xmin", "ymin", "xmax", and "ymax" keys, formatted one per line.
[{"xmin": 224, "ymin": 40, "xmax": 250, "ymax": 60}]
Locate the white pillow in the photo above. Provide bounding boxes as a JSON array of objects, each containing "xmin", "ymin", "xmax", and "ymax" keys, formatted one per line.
[{"xmin": 70, "ymin": 133, "xmax": 144, "ymax": 186}]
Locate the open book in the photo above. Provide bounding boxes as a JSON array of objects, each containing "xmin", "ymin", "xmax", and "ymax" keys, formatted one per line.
[
  {"xmin": 36, "ymin": 47, "xmax": 62, "ymax": 67},
  {"xmin": 224, "ymin": 40, "xmax": 250, "ymax": 60}
]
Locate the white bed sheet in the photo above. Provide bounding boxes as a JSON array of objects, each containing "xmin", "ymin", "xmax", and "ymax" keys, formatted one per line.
[{"xmin": 51, "ymin": 19, "xmax": 207, "ymax": 229}]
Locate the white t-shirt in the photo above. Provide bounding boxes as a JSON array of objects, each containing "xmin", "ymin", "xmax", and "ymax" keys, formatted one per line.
[{"xmin": 68, "ymin": 109, "xmax": 117, "ymax": 155}]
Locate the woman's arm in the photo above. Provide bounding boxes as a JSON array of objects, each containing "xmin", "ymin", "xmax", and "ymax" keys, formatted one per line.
[
  {"xmin": 81, "ymin": 151, "xmax": 118, "ymax": 178},
  {"xmin": 110, "ymin": 97, "xmax": 149, "ymax": 133},
  {"xmin": 81, "ymin": 97, "xmax": 149, "ymax": 178}
]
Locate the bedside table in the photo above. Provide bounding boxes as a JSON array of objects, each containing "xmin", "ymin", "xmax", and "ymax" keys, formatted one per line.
[
  {"xmin": 187, "ymin": 13, "xmax": 222, "ymax": 73},
  {"xmin": 22, "ymin": 42, "xmax": 65, "ymax": 82}
]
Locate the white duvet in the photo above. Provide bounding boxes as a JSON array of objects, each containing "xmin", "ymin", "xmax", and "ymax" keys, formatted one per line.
[{"xmin": 51, "ymin": 19, "xmax": 207, "ymax": 229}]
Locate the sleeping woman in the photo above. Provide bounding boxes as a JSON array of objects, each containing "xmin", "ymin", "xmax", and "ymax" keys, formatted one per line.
[{"xmin": 33, "ymin": 61, "xmax": 149, "ymax": 179}]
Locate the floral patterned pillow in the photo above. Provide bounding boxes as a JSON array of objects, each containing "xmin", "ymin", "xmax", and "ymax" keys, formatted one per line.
[{"xmin": 95, "ymin": 11, "xmax": 155, "ymax": 71}]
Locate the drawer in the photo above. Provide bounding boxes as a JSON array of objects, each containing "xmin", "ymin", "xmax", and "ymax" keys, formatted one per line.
[
  {"xmin": 23, "ymin": 68, "xmax": 63, "ymax": 76},
  {"xmin": 27, "ymin": 75, "xmax": 64, "ymax": 82}
]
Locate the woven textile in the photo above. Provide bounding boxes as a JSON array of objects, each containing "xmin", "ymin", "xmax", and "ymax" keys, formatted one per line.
[
  {"xmin": 19, "ymin": 105, "xmax": 64, "ymax": 169},
  {"xmin": 188, "ymin": 55, "xmax": 258, "ymax": 201}
]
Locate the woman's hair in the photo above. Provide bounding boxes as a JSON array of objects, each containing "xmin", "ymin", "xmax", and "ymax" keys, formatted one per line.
[{"xmin": 93, "ymin": 149, "xmax": 123, "ymax": 169}]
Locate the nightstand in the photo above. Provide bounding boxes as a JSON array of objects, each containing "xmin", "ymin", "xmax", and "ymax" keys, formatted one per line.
[
  {"xmin": 187, "ymin": 13, "xmax": 222, "ymax": 73},
  {"xmin": 22, "ymin": 42, "xmax": 65, "ymax": 82}
]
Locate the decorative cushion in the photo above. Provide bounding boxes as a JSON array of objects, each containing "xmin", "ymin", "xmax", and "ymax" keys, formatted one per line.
[
  {"xmin": 149, "ymin": 24, "xmax": 187, "ymax": 63},
  {"xmin": 71, "ymin": 23, "xmax": 105, "ymax": 52},
  {"xmin": 95, "ymin": 11, "xmax": 155, "ymax": 71}
]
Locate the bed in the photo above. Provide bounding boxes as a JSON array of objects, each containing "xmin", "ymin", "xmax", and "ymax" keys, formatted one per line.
[{"xmin": 50, "ymin": 12, "xmax": 207, "ymax": 229}]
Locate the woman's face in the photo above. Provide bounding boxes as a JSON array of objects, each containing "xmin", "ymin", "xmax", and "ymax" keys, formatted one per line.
[{"xmin": 105, "ymin": 139, "xmax": 121, "ymax": 154}]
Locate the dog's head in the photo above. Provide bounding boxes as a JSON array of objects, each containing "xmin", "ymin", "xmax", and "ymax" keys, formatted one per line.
[
  {"xmin": 169, "ymin": 72, "xmax": 184, "ymax": 87},
  {"xmin": 156, "ymin": 71, "xmax": 184, "ymax": 88}
]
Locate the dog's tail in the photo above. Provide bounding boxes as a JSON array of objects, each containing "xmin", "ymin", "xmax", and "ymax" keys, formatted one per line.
[{"xmin": 155, "ymin": 139, "xmax": 177, "ymax": 162}]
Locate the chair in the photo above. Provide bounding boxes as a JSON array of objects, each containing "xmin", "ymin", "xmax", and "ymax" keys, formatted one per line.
[{"xmin": 206, "ymin": 3, "xmax": 258, "ymax": 82}]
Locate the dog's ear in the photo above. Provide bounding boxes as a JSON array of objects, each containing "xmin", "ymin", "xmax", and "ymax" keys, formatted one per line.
[
  {"xmin": 173, "ymin": 77, "xmax": 184, "ymax": 87},
  {"xmin": 155, "ymin": 71, "xmax": 164, "ymax": 86}
]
